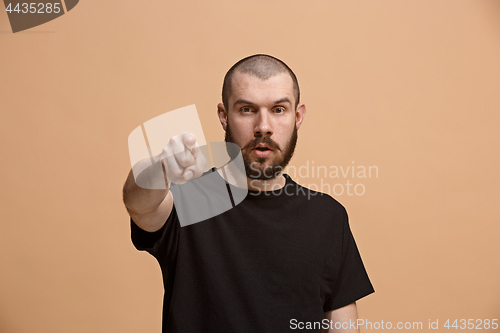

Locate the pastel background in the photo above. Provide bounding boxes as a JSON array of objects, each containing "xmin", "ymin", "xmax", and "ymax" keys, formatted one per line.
[{"xmin": 1, "ymin": 0, "xmax": 499, "ymax": 332}]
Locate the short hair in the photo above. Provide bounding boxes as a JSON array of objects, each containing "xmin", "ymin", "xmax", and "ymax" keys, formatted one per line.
[{"xmin": 222, "ymin": 54, "xmax": 300, "ymax": 111}]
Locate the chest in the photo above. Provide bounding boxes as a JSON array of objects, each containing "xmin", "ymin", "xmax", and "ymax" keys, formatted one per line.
[{"xmin": 178, "ymin": 199, "xmax": 339, "ymax": 283}]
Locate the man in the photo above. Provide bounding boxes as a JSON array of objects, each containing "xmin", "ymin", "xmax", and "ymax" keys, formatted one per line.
[{"xmin": 122, "ymin": 54, "xmax": 374, "ymax": 332}]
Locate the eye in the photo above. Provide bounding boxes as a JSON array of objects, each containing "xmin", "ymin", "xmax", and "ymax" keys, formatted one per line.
[
  {"xmin": 240, "ymin": 107, "xmax": 253, "ymax": 113},
  {"xmin": 274, "ymin": 107, "xmax": 285, "ymax": 114}
]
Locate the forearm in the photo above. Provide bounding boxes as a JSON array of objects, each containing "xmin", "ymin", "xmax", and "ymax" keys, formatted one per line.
[{"xmin": 123, "ymin": 157, "xmax": 169, "ymax": 215}]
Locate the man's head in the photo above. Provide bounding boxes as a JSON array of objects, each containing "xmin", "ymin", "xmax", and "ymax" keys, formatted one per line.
[
  {"xmin": 218, "ymin": 54, "xmax": 306, "ymax": 180},
  {"xmin": 222, "ymin": 54, "xmax": 300, "ymax": 111}
]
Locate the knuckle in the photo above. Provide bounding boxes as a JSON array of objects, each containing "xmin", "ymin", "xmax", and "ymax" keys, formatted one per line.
[{"xmin": 170, "ymin": 170, "xmax": 182, "ymax": 178}]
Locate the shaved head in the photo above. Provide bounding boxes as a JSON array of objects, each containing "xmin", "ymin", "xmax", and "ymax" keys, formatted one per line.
[{"xmin": 222, "ymin": 54, "xmax": 300, "ymax": 110}]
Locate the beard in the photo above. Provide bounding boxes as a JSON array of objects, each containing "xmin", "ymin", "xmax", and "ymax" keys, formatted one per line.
[{"xmin": 225, "ymin": 122, "xmax": 298, "ymax": 180}]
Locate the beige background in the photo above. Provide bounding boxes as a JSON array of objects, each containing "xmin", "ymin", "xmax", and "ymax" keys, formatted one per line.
[{"xmin": 1, "ymin": 0, "xmax": 499, "ymax": 332}]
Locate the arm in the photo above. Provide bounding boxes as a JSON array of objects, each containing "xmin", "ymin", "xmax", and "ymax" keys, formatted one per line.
[
  {"xmin": 323, "ymin": 302, "xmax": 359, "ymax": 333},
  {"xmin": 122, "ymin": 132, "xmax": 206, "ymax": 232},
  {"xmin": 122, "ymin": 160, "xmax": 174, "ymax": 232}
]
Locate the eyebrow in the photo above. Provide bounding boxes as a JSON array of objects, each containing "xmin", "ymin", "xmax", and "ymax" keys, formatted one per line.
[
  {"xmin": 233, "ymin": 99, "xmax": 254, "ymax": 107},
  {"xmin": 233, "ymin": 97, "xmax": 292, "ymax": 108},
  {"xmin": 273, "ymin": 97, "xmax": 292, "ymax": 105}
]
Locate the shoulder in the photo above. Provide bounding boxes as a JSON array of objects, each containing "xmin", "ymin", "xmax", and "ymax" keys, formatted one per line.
[
  {"xmin": 290, "ymin": 177, "xmax": 346, "ymax": 213},
  {"xmin": 285, "ymin": 177, "xmax": 348, "ymax": 229}
]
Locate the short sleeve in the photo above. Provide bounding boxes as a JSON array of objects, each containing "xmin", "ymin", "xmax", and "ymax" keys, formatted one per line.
[
  {"xmin": 323, "ymin": 206, "xmax": 374, "ymax": 312},
  {"xmin": 130, "ymin": 205, "xmax": 180, "ymax": 261}
]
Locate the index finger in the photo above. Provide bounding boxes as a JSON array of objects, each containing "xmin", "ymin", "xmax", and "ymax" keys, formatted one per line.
[{"xmin": 181, "ymin": 132, "xmax": 197, "ymax": 151}]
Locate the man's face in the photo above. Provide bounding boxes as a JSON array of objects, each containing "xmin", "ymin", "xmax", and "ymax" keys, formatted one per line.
[{"xmin": 222, "ymin": 71, "xmax": 304, "ymax": 180}]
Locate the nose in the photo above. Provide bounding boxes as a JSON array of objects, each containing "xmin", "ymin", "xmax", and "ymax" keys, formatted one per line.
[{"xmin": 254, "ymin": 109, "xmax": 273, "ymax": 137}]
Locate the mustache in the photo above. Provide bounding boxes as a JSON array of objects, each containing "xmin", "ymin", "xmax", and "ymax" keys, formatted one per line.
[{"xmin": 242, "ymin": 136, "xmax": 281, "ymax": 151}]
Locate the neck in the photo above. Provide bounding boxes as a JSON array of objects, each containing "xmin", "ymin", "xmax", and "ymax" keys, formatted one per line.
[
  {"xmin": 216, "ymin": 164, "xmax": 286, "ymax": 192},
  {"xmin": 246, "ymin": 173, "xmax": 286, "ymax": 192}
]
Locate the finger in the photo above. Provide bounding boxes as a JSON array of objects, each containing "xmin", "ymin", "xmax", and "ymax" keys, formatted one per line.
[
  {"xmin": 182, "ymin": 168, "xmax": 194, "ymax": 182},
  {"xmin": 174, "ymin": 148, "xmax": 195, "ymax": 169},
  {"xmin": 182, "ymin": 133, "xmax": 199, "ymax": 160},
  {"xmin": 170, "ymin": 135, "xmax": 195, "ymax": 168},
  {"xmin": 189, "ymin": 141, "xmax": 201, "ymax": 159},
  {"xmin": 161, "ymin": 146, "xmax": 183, "ymax": 183},
  {"xmin": 185, "ymin": 149, "xmax": 208, "ymax": 179},
  {"xmin": 181, "ymin": 132, "xmax": 197, "ymax": 151}
]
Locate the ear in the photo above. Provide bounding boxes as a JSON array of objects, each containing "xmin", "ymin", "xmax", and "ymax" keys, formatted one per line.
[
  {"xmin": 294, "ymin": 103, "xmax": 306, "ymax": 130},
  {"xmin": 217, "ymin": 103, "xmax": 228, "ymax": 131}
]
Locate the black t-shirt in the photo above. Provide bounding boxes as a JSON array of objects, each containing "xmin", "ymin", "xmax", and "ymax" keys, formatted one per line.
[{"xmin": 130, "ymin": 169, "xmax": 374, "ymax": 332}]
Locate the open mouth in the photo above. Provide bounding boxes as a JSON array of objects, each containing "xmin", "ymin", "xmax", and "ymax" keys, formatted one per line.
[{"xmin": 252, "ymin": 145, "xmax": 273, "ymax": 158}]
